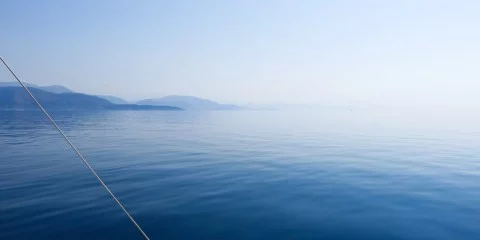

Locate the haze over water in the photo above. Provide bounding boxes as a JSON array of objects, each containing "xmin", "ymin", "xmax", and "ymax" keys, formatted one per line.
[
  {"xmin": 2, "ymin": 107, "xmax": 480, "ymax": 239},
  {"xmin": 2, "ymin": 1, "xmax": 480, "ymax": 239}
]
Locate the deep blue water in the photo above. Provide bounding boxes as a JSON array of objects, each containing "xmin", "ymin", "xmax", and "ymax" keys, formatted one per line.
[{"xmin": 1, "ymin": 108, "xmax": 480, "ymax": 239}]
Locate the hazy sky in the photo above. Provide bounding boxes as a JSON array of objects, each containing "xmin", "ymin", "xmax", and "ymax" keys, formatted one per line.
[{"xmin": 1, "ymin": 0, "xmax": 479, "ymax": 105}]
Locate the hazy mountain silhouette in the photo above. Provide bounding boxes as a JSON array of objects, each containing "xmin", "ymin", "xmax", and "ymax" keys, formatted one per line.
[
  {"xmin": 0, "ymin": 82, "xmax": 128, "ymax": 104},
  {"xmin": 0, "ymin": 87, "xmax": 181, "ymax": 111},
  {"xmin": 0, "ymin": 82, "xmax": 240, "ymax": 110},
  {"xmin": 0, "ymin": 81, "xmax": 73, "ymax": 93},
  {"xmin": 137, "ymin": 95, "xmax": 241, "ymax": 110},
  {"xmin": 96, "ymin": 95, "xmax": 128, "ymax": 104}
]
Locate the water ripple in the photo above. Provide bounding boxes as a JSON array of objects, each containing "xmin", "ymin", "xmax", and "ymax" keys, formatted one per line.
[{"xmin": 2, "ymin": 109, "xmax": 480, "ymax": 239}]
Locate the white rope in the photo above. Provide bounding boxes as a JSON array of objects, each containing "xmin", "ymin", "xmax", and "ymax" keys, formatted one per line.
[{"xmin": 0, "ymin": 56, "xmax": 150, "ymax": 240}]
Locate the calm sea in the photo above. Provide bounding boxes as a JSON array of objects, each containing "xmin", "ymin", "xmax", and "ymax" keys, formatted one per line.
[{"xmin": 1, "ymin": 108, "xmax": 480, "ymax": 239}]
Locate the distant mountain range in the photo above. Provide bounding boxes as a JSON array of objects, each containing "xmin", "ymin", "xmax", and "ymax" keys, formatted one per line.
[
  {"xmin": 0, "ymin": 82, "xmax": 128, "ymax": 104},
  {"xmin": 0, "ymin": 87, "xmax": 181, "ymax": 111},
  {"xmin": 137, "ymin": 95, "xmax": 242, "ymax": 110},
  {"xmin": 0, "ymin": 81, "xmax": 73, "ymax": 94},
  {"xmin": 96, "ymin": 95, "xmax": 128, "ymax": 104},
  {"xmin": 0, "ymin": 82, "xmax": 242, "ymax": 111}
]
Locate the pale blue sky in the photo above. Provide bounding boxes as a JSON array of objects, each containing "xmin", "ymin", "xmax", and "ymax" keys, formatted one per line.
[{"xmin": 1, "ymin": 0, "xmax": 479, "ymax": 105}]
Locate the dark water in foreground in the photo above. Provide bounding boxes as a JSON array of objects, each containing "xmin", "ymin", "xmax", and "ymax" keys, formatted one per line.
[{"xmin": 1, "ymin": 108, "xmax": 480, "ymax": 240}]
